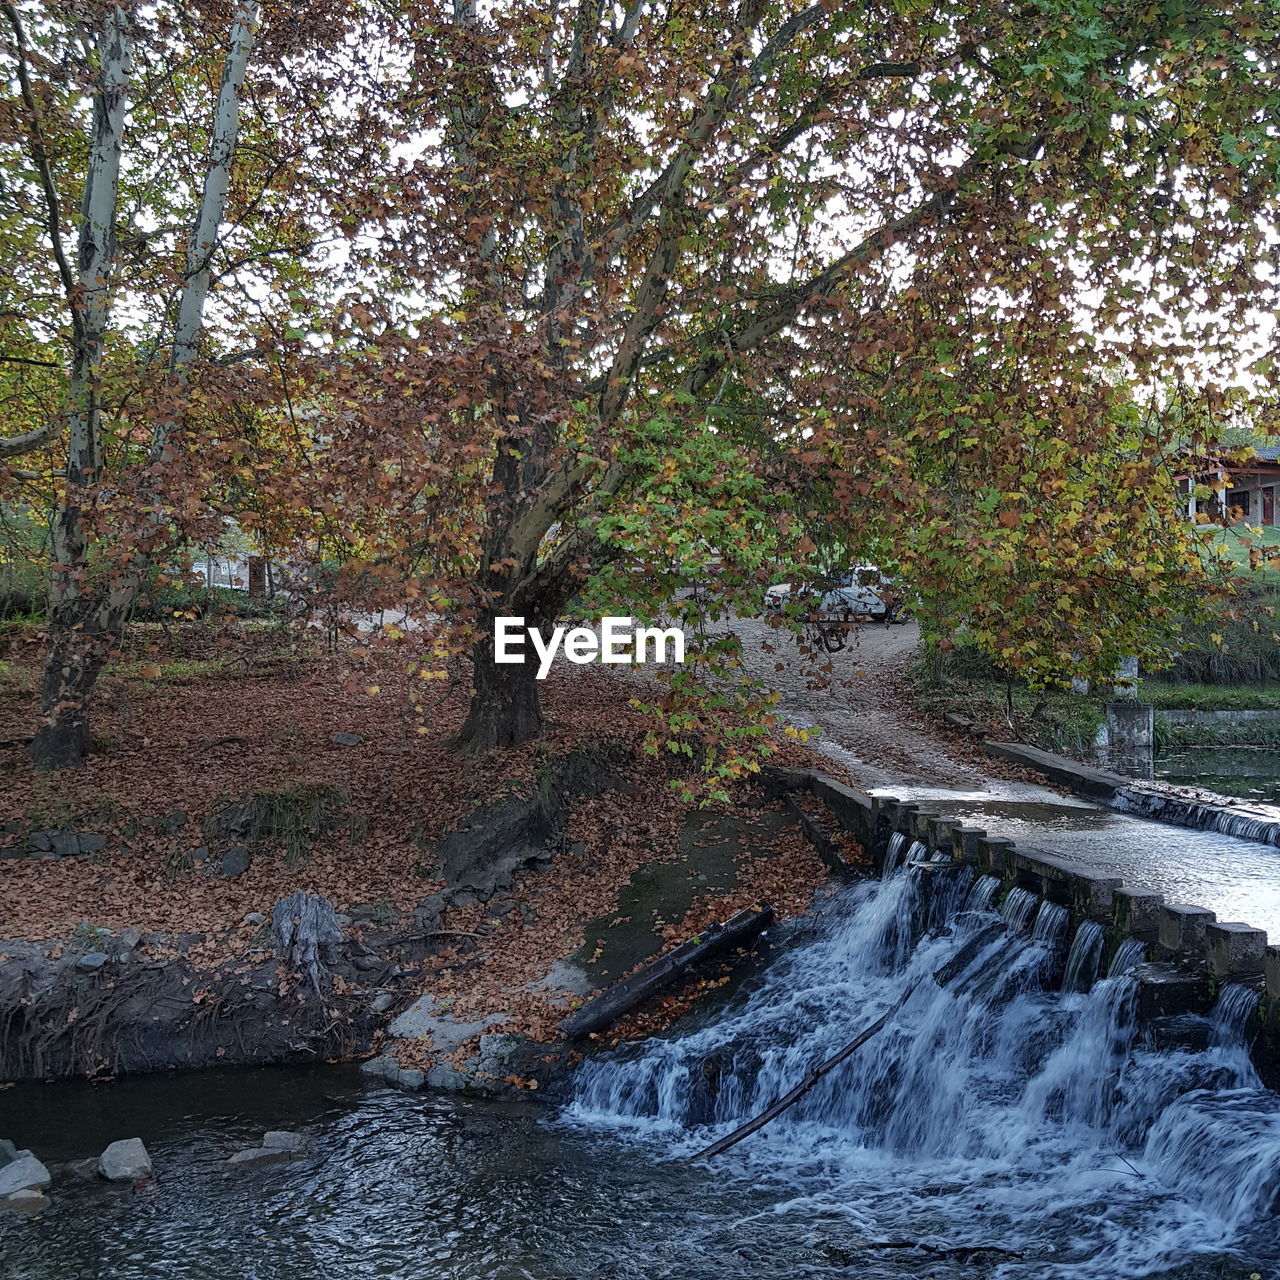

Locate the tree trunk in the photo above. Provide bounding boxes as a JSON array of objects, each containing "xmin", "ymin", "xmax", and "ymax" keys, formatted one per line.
[
  {"xmin": 25, "ymin": 1, "xmax": 258, "ymax": 768},
  {"xmin": 29, "ymin": 619, "xmax": 113, "ymax": 769},
  {"xmin": 451, "ymin": 622, "xmax": 544, "ymax": 751}
]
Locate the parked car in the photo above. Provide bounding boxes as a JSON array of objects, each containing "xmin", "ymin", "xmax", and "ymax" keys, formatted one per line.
[{"xmin": 764, "ymin": 565, "xmax": 907, "ymax": 623}]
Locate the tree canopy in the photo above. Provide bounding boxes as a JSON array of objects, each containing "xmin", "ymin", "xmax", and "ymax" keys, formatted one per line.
[{"xmin": 3, "ymin": 0, "xmax": 1279, "ymax": 774}]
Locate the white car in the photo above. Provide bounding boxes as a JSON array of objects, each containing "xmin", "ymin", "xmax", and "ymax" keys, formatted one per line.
[{"xmin": 764, "ymin": 566, "xmax": 904, "ymax": 622}]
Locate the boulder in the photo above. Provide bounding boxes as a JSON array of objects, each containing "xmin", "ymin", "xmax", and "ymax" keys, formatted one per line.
[
  {"xmin": 98, "ymin": 1137, "xmax": 152, "ymax": 1182},
  {"xmin": 0, "ymin": 1139, "xmax": 18, "ymax": 1165},
  {"xmin": 331, "ymin": 733, "xmax": 363, "ymax": 747},
  {"xmin": 217, "ymin": 845, "xmax": 252, "ymax": 877},
  {"xmin": 50, "ymin": 831, "xmax": 80, "ymax": 858},
  {"xmin": 116, "ymin": 926, "xmax": 143, "ymax": 952},
  {"xmin": 76, "ymin": 952, "xmax": 109, "ymax": 972},
  {"xmin": 0, "ymin": 1155, "xmax": 51, "ymax": 1197},
  {"xmin": 76, "ymin": 833, "xmax": 108, "ymax": 855},
  {"xmin": 359, "ymin": 1055, "xmax": 425, "ymax": 1090},
  {"xmin": 388, "ymin": 994, "xmax": 508, "ymax": 1050}
]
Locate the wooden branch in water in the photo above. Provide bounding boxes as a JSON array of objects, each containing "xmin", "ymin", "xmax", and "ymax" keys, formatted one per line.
[
  {"xmin": 560, "ymin": 903, "xmax": 774, "ymax": 1039},
  {"xmin": 689, "ymin": 984, "xmax": 917, "ymax": 1161}
]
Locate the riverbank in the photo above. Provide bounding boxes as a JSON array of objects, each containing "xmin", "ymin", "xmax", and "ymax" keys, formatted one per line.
[{"xmin": 0, "ymin": 624, "xmax": 850, "ymax": 1088}]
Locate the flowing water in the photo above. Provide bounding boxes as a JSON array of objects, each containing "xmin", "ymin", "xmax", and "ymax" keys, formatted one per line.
[
  {"xmin": 3, "ymin": 861, "xmax": 1278, "ymax": 1279},
  {"xmin": 867, "ymin": 781, "xmax": 1280, "ymax": 937},
  {"xmin": 567, "ymin": 860, "xmax": 1280, "ymax": 1279}
]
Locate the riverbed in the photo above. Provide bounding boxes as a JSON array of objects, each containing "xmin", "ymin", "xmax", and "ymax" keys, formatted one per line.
[{"xmin": 3, "ymin": 867, "xmax": 1279, "ymax": 1280}]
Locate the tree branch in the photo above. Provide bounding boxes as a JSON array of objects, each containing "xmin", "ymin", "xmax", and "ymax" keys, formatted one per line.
[
  {"xmin": 0, "ymin": 421, "xmax": 57, "ymax": 459},
  {"xmin": 1, "ymin": 0, "xmax": 80, "ymax": 329}
]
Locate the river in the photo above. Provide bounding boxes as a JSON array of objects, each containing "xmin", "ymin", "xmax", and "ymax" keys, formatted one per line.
[{"xmin": 3, "ymin": 854, "xmax": 1278, "ymax": 1280}]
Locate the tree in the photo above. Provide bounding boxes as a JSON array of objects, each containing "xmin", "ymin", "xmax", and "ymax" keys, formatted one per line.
[
  {"xmin": 0, "ymin": 0, "xmax": 367, "ymax": 767},
  {"xmin": 309, "ymin": 0, "xmax": 1279, "ymax": 753}
]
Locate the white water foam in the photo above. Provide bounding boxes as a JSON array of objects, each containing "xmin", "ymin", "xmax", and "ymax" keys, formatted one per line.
[{"xmin": 565, "ymin": 862, "xmax": 1280, "ymax": 1278}]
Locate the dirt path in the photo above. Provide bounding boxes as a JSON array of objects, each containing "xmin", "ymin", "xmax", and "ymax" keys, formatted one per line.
[{"xmin": 708, "ymin": 615, "xmax": 1001, "ymax": 791}]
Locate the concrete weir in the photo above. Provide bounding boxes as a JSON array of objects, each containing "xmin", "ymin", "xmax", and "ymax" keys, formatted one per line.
[{"xmin": 767, "ymin": 767, "xmax": 1280, "ymax": 1082}]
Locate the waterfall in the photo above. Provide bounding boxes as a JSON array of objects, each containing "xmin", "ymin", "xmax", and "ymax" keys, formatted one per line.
[
  {"xmin": 1001, "ymin": 886, "xmax": 1041, "ymax": 931},
  {"xmin": 567, "ymin": 864, "xmax": 1280, "ymax": 1277},
  {"xmin": 1031, "ymin": 899, "xmax": 1070, "ymax": 946},
  {"xmin": 1108, "ymin": 936, "xmax": 1147, "ymax": 978},
  {"xmin": 882, "ymin": 831, "xmax": 908, "ymax": 877},
  {"xmin": 1113, "ymin": 786, "xmax": 1280, "ymax": 848},
  {"xmin": 965, "ymin": 874, "xmax": 1001, "ymax": 914},
  {"xmin": 1211, "ymin": 983, "xmax": 1262, "ymax": 1045},
  {"xmin": 1062, "ymin": 920, "xmax": 1105, "ymax": 992}
]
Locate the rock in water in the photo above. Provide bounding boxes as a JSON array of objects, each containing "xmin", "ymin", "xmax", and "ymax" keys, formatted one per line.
[
  {"xmin": 261, "ymin": 1130, "xmax": 304, "ymax": 1152},
  {"xmin": 1, "ymin": 1189, "xmax": 48, "ymax": 1213},
  {"xmin": 0, "ymin": 1156, "xmax": 51, "ymax": 1197},
  {"xmin": 98, "ymin": 1138, "xmax": 152, "ymax": 1182},
  {"xmin": 226, "ymin": 1148, "xmax": 291, "ymax": 1169},
  {"xmin": 271, "ymin": 891, "xmax": 343, "ymax": 993}
]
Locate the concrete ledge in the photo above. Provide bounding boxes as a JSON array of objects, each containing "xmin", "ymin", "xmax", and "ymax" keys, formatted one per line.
[
  {"xmin": 1013, "ymin": 847, "xmax": 1121, "ymax": 919},
  {"xmin": 1112, "ymin": 887, "xmax": 1164, "ymax": 943},
  {"xmin": 1158, "ymin": 904, "xmax": 1217, "ymax": 956},
  {"xmin": 1157, "ymin": 709, "xmax": 1280, "ymax": 725},
  {"xmin": 808, "ymin": 777, "xmax": 877, "ymax": 856},
  {"xmin": 1205, "ymin": 922, "xmax": 1268, "ymax": 980},
  {"xmin": 982, "ymin": 741, "xmax": 1127, "ymax": 801}
]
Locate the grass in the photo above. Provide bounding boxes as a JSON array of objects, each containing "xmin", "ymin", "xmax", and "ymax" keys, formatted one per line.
[
  {"xmin": 1207, "ymin": 526, "xmax": 1280, "ymax": 586},
  {"xmin": 910, "ymin": 665, "xmax": 1107, "ymax": 757},
  {"xmin": 208, "ymin": 782, "xmax": 364, "ymax": 867},
  {"xmin": 1140, "ymin": 682, "xmax": 1280, "ymax": 712},
  {"xmin": 109, "ymin": 657, "xmax": 228, "ymax": 683}
]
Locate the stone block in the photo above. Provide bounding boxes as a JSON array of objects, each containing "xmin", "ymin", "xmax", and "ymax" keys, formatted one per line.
[
  {"xmin": 953, "ymin": 825, "xmax": 987, "ymax": 864},
  {"xmin": 1013, "ymin": 848, "xmax": 1120, "ymax": 917},
  {"xmin": 1158, "ymin": 904, "xmax": 1216, "ymax": 956},
  {"xmin": 1112, "ymin": 887, "xmax": 1164, "ymax": 942},
  {"xmin": 1132, "ymin": 962, "xmax": 1211, "ymax": 1021},
  {"xmin": 977, "ymin": 837, "xmax": 1014, "ymax": 876},
  {"xmin": 926, "ymin": 817, "xmax": 960, "ymax": 853},
  {"xmin": 1205, "ymin": 922, "xmax": 1267, "ymax": 980},
  {"xmin": 1266, "ymin": 946, "xmax": 1280, "ymax": 1001},
  {"xmin": 911, "ymin": 810, "xmax": 938, "ymax": 843}
]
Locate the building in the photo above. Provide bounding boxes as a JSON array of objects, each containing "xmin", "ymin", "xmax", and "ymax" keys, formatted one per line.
[{"xmin": 1178, "ymin": 445, "xmax": 1280, "ymax": 526}]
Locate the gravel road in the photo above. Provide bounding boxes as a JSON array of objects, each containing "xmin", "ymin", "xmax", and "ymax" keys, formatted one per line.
[{"xmin": 696, "ymin": 614, "xmax": 1001, "ymax": 791}]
